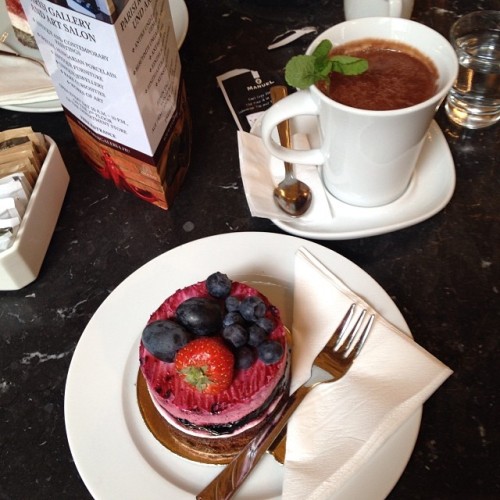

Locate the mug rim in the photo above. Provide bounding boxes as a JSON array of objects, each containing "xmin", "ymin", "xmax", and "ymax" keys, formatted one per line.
[{"xmin": 305, "ymin": 17, "xmax": 459, "ymax": 116}]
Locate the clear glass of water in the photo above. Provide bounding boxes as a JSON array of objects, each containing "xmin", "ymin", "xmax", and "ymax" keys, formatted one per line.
[{"xmin": 445, "ymin": 10, "xmax": 500, "ymax": 129}]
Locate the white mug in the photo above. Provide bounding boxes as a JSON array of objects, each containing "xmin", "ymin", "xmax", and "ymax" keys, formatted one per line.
[
  {"xmin": 261, "ymin": 18, "xmax": 458, "ymax": 207},
  {"xmin": 344, "ymin": 0, "xmax": 414, "ymax": 20}
]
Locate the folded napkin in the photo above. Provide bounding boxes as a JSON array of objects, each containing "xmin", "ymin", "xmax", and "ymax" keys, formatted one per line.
[
  {"xmin": 237, "ymin": 131, "xmax": 333, "ymax": 223},
  {"xmin": 283, "ymin": 248, "xmax": 452, "ymax": 499},
  {"xmin": 0, "ymin": 43, "xmax": 58, "ymax": 105}
]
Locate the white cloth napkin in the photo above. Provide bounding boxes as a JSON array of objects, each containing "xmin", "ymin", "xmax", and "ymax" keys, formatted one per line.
[
  {"xmin": 237, "ymin": 131, "xmax": 333, "ymax": 223},
  {"xmin": 0, "ymin": 43, "xmax": 58, "ymax": 105},
  {"xmin": 283, "ymin": 247, "xmax": 453, "ymax": 499}
]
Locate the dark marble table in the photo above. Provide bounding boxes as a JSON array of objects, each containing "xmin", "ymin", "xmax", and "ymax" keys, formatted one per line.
[{"xmin": 1, "ymin": 0, "xmax": 499, "ymax": 498}]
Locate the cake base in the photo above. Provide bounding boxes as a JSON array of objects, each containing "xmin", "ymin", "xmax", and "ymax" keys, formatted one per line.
[{"xmin": 136, "ymin": 370, "xmax": 287, "ymax": 465}]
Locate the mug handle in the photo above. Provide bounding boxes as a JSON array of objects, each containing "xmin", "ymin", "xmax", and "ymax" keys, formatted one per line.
[
  {"xmin": 261, "ymin": 90, "xmax": 325, "ymax": 166},
  {"xmin": 388, "ymin": 0, "xmax": 403, "ymax": 17}
]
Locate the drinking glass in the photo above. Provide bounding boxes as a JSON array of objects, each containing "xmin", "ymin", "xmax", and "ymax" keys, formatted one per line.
[{"xmin": 445, "ymin": 11, "xmax": 500, "ymax": 129}]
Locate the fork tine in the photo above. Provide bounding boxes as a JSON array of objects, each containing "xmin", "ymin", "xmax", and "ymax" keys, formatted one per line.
[
  {"xmin": 345, "ymin": 313, "xmax": 374, "ymax": 363},
  {"xmin": 326, "ymin": 303, "xmax": 356, "ymax": 348},
  {"xmin": 341, "ymin": 308, "xmax": 366, "ymax": 351}
]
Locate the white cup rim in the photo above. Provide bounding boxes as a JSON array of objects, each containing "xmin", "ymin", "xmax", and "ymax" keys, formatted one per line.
[{"xmin": 305, "ymin": 17, "xmax": 458, "ymax": 116}]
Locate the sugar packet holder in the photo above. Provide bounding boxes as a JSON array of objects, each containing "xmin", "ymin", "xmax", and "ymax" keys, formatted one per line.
[
  {"xmin": 0, "ymin": 136, "xmax": 69, "ymax": 290},
  {"xmin": 0, "ymin": 127, "xmax": 48, "ymax": 252}
]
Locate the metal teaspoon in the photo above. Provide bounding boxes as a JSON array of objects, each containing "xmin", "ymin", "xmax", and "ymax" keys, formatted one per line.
[{"xmin": 270, "ymin": 85, "xmax": 312, "ymax": 217}]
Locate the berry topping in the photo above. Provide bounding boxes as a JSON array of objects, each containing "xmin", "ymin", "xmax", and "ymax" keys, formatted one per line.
[
  {"xmin": 239, "ymin": 296, "xmax": 266, "ymax": 322},
  {"xmin": 222, "ymin": 311, "xmax": 246, "ymax": 328},
  {"xmin": 255, "ymin": 317, "xmax": 275, "ymax": 333},
  {"xmin": 236, "ymin": 345, "xmax": 256, "ymax": 370},
  {"xmin": 225, "ymin": 295, "xmax": 240, "ymax": 312},
  {"xmin": 142, "ymin": 273, "xmax": 285, "ymax": 371},
  {"xmin": 176, "ymin": 297, "xmax": 223, "ymax": 336},
  {"xmin": 257, "ymin": 340, "xmax": 284, "ymax": 365},
  {"xmin": 175, "ymin": 337, "xmax": 234, "ymax": 394},
  {"xmin": 142, "ymin": 320, "xmax": 193, "ymax": 362},
  {"xmin": 247, "ymin": 324, "xmax": 268, "ymax": 347},
  {"xmin": 206, "ymin": 272, "xmax": 232, "ymax": 299},
  {"xmin": 222, "ymin": 323, "xmax": 248, "ymax": 348}
]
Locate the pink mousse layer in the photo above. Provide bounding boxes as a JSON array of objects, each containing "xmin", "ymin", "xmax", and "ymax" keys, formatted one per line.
[
  {"xmin": 139, "ymin": 280, "xmax": 288, "ymax": 429},
  {"xmin": 147, "ymin": 374, "xmax": 289, "ymax": 438}
]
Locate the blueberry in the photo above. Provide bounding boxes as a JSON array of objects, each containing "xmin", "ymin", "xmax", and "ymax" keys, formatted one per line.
[
  {"xmin": 142, "ymin": 320, "xmax": 192, "ymax": 362},
  {"xmin": 239, "ymin": 296, "xmax": 266, "ymax": 322},
  {"xmin": 176, "ymin": 297, "xmax": 223, "ymax": 335},
  {"xmin": 206, "ymin": 272, "xmax": 232, "ymax": 299},
  {"xmin": 236, "ymin": 346, "xmax": 256, "ymax": 370},
  {"xmin": 257, "ymin": 340, "xmax": 284, "ymax": 365},
  {"xmin": 255, "ymin": 317, "xmax": 275, "ymax": 333},
  {"xmin": 222, "ymin": 311, "xmax": 246, "ymax": 328},
  {"xmin": 247, "ymin": 324, "xmax": 268, "ymax": 347},
  {"xmin": 225, "ymin": 295, "xmax": 240, "ymax": 312},
  {"xmin": 222, "ymin": 323, "xmax": 248, "ymax": 348}
]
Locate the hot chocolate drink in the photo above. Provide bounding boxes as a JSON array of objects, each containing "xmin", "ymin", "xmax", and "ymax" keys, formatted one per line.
[{"xmin": 319, "ymin": 39, "xmax": 438, "ymax": 110}]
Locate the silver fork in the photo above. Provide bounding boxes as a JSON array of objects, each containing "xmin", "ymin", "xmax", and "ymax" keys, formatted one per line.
[{"xmin": 197, "ymin": 304, "xmax": 374, "ymax": 500}]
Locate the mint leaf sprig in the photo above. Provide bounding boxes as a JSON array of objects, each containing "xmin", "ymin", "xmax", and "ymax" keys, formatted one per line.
[{"xmin": 285, "ymin": 40, "xmax": 368, "ymax": 90}]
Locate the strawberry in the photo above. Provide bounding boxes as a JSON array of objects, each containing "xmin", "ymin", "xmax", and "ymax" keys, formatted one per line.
[{"xmin": 175, "ymin": 337, "xmax": 234, "ymax": 395}]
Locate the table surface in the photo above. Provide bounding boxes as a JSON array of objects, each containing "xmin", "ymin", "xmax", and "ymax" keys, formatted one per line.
[{"xmin": 1, "ymin": 0, "xmax": 499, "ymax": 499}]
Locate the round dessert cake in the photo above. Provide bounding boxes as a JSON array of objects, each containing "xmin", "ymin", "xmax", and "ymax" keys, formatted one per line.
[{"xmin": 138, "ymin": 272, "xmax": 290, "ymax": 464}]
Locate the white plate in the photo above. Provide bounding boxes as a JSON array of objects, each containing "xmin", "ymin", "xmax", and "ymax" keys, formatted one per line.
[
  {"xmin": 170, "ymin": 0, "xmax": 189, "ymax": 48},
  {"xmin": 0, "ymin": 0, "xmax": 188, "ymax": 113},
  {"xmin": 252, "ymin": 117, "xmax": 455, "ymax": 240},
  {"xmin": 0, "ymin": 99, "xmax": 63, "ymax": 113},
  {"xmin": 65, "ymin": 232, "xmax": 421, "ymax": 500}
]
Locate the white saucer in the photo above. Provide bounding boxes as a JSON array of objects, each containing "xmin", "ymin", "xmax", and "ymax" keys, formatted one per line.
[
  {"xmin": 255, "ymin": 116, "xmax": 455, "ymax": 240},
  {"xmin": 0, "ymin": 0, "xmax": 188, "ymax": 113}
]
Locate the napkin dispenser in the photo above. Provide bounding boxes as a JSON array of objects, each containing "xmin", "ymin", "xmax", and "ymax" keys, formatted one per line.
[
  {"xmin": 19, "ymin": 0, "xmax": 191, "ymax": 210},
  {"xmin": 0, "ymin": 136, "xmax": 69, "ymax": 290}
]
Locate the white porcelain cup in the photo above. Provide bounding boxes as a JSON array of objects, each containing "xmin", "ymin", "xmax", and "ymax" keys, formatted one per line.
[
  {"xmin": 261, "ymin": 18, "xmax": 458, "ymax": 207},
  {"xmin": 344, "ymin": 0, "xmax": 414, "ymax": 20}
]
